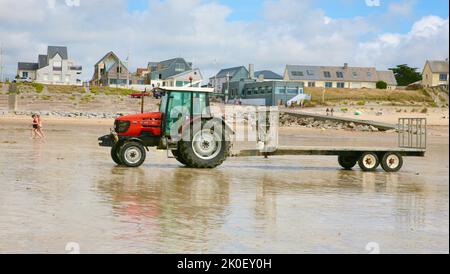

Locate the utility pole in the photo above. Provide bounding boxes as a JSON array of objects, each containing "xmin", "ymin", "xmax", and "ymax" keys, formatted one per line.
[
  {"xmin": 126, "ymin": 50, "xmax": 130, "ymax": 89},
  {"xmin": 0, "ymin": 43, "xmax": 4, "ymax": 83}
]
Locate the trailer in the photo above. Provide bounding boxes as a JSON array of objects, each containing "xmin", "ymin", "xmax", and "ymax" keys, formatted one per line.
[{"xmin": 232, "ymin": 116, "xmax": 427, "ymax": 173}]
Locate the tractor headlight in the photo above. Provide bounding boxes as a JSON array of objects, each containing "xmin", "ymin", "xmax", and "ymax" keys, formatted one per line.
[{"xmin": 114, "ymin": 120, "xmax": 131, "ymax": 133}]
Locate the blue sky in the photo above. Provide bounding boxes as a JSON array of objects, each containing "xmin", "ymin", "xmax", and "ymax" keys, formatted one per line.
[{"xmin": 127, "ymin": 0, "xmax": 449, "ymax": 33}]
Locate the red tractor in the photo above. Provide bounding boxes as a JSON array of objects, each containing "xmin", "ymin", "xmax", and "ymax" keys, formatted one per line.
[{"xmin": 98, "ymin": 87, "xmax": 233, "ymax": 168}]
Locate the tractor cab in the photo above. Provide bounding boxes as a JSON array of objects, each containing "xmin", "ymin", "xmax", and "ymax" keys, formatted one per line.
[{"xmin": 158, "ymin": 87, "xmax": 213, "ymax": 137}]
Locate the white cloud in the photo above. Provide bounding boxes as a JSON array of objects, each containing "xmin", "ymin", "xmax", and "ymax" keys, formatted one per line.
[
  {"xmin": 388, "ymin": 0, "xmax": 415, "ymax": 17},
  {"xmin": 0, "ymin": 0, "xmax": 448, "ymax": 81},
  {"xmin": 357, "ymin": 16, "xmax": 449, "ymax": 69}
]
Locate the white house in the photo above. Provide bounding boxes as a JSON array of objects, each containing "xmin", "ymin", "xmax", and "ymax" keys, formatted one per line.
[{"xmin": 17, "ymin": 46, "xmax": 82, "ymax": 85}]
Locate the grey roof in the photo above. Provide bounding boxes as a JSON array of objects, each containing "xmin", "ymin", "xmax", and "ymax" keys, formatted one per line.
[
  {"xmin": 376, "ymin": 71, "xmax": 397, "ymax": 86},
  {"xmin": 38, "ymin": 55, "xmax": 48, "ymax": 68},
  {"xmin": 47, "ymin": 46, "xmax": 68, "ymax": 60},
  {"xmin": 254, "ymin": 70, "xmax": 283, "ymax": 80},
  {"xmin": 426, "ymin": 60, "xmax": 449, "ymax": 73},
  {"xmin": 285, "ymin": 64, "xmax": 394, "ymax": 84},
  {"xmin": 216, "ymin": 66, "xmax": 248, "ymax": 78},
  {"xmin": 18, "ymin": 62, "xmax": 38, "ymax": 71},
  {"xmin": 157, "ymin": 57, "xmax": 190, "ymax": 71}
]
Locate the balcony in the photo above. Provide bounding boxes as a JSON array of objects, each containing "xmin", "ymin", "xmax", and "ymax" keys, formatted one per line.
[
  {"xmin": 53, "ymin": 66, "xmax": 62, "ymax": 71},
  {"xmin": 70, "ymin": 66, "xmax": 82, "ymax": 71}
]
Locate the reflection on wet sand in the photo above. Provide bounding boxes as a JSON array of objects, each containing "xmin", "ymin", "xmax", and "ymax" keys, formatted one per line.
[
  {"xmin": 94, "ymin": 167, "xmax": 230, "ymax": 253},
  {"xmin": 0, "ymin": 120, "xmax": 447, "ymax": 253}
]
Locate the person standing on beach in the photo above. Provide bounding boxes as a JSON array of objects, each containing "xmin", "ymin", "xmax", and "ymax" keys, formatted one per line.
[{"xmin": 31, "ymin": 114, "xmax": 40, "ymax": 139}]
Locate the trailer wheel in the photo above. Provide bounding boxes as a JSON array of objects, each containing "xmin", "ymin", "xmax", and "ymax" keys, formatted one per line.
[
  {"xmin": 338, "ymin": 155, "xmax": 358, "ymax": 170},
  {"xmin": 358, "ymin": 152, "xmax": 380, "ymax": 172},
  {"xmin": 179, "ymin": 124, "xmax": 230, "ymax": 169},
  {"xmin": 111, "ymin": 143, "xmax": 123, "ymax": 165},
  {"xmin": 381, "ymin": 153, "xmax": 403, "ymax": 173},
  {"xmin": 172, "ymin": 150, "xmax": 187, "ymax": 166},
  {"xmin": 119, "ymin": 142, "xmax": 146, "ymax": 168}
]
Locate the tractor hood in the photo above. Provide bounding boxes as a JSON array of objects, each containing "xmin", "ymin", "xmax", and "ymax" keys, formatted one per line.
[{"xmin": 116, "ymin": 112, "xmax": 162, "ymax": 122}]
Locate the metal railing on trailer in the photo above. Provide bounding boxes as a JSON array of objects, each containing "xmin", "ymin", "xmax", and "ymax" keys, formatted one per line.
[{"xmin": 398, "ymin": 118, "xmax": 427, "ymax": 150}]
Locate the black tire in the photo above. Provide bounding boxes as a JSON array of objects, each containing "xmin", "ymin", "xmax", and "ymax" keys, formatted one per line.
[
  {"xmin": 381, "ymin": 153, "xmax": 403, "ymax": 173},
  {"xmin": 358, "ymin": 152, "xmax": 380, "ymax": 172},
  {"xmin": 172, "ymin": 149, "xmax": 188, "ymax": 166},
  {"xmin": 111, "ymin": 143, "xmax": 123, "ymax": 165},
  {"xmin": 119, "ymin": 142, "xmax": 146, "ymax": 168},
  {"xmin": 338, "ymin": 155, "xmax": 358, "ymax": 170},
  {"xmin": 178, "ymin": 122, "xmax": 230, "ymax": 169}
]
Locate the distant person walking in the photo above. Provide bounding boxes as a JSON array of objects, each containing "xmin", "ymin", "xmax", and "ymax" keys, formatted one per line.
[
  {"xmin": 36, "ymin": 114, "xmax": 45, "ymax": 138},
  {"xmin": 326, "ymin": 108, "xmax": 330, "ymax": 116},
  {"xmin": 31, "ymin": 114, "xmax": 41, "ymax": 139}
]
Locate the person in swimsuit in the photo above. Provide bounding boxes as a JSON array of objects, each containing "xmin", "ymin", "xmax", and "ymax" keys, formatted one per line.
[
  {"xmin": 36, "ymin": 114, "xmax": 45, "ymax": 138},
  {"xmin": 31, "ymin": 114, "xmax": 43, "ymax": 139}
]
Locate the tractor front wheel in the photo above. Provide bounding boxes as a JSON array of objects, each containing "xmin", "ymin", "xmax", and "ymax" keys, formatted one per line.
[
  {"xmin": 119, "ymin": 142, "xmax": 146, "ymax": 168},
  {"xmin": 111, "ymin": 143, "xmax": 123, "ymax": 165}
]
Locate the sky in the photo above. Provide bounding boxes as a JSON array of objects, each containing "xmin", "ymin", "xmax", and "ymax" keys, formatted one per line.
[{"xmin": 0, "ymin": 0, "xmax": 448, "ymax": 81}]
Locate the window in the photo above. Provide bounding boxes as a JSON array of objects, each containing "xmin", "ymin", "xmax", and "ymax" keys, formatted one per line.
[
  {"xmin": 287, "ymin": 88, "xmax": 298, "ymax": 94},
  {"xmin": 325, "ymin": 82, "xmax": 333, "ymax": 88},
  {"xmin": 352, "ymin": 71, "xmax": 358, "ymax": 78},
  {"xmin": 440, "ymin": 73, "xmax": 448, "ymax": 81},
  {"xmin": 116, "ymin": 67, "xmax": 123, "ymax": 74},
  {"xmin": 367, "ymin": 72, "xmax": 372, "ymax": 79},
  {"xmin": 308, "ymin": 82, "xmax": 316, "ymax": 87},
  {"xmin": 291, "ymin": 71, "xmax": 304, "ymax": 77},
  {"xmin": 53, "ymin": 60, "xmax": 62, "ymax": 68},
  {"xmin": 159, "ymin": 74, "xmax": 162, "ymax": 80},
  {"xmin": 336, "ymin": 71, "xmax": 344, "ymax": 78},
  {"xmin": 22, "ymin": 72, "xmax": 29, "ymax": 78},
  {"xmin": 176, "ymin": 81, "xmax": 184, "ymax": 87},
  {"xmin": 193, "ymin": 92, "xmax": 208, "ymax": 116},
  {"xmin": 337, "ymin": 82, "xmax": 345, "ymax": 88},
  {"xmin": 175, "ymin": 63, "xmax": 185, "ymax": 72},
  {"xmin": 323, "ymin": 71, "xmax": 331, "ymax": 78},
  {"xmin": 275, "ymin": 87, "xmax": 286, "ymax": 94},
  {"xmin": 307, "ymin": 70, "xmax": 314, "ymax": 76}
]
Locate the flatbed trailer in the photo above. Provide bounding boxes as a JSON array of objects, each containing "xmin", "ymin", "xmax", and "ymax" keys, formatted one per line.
[{"xmin": 231, "ymin": 117, "xmax": 427, "ymax": 173}]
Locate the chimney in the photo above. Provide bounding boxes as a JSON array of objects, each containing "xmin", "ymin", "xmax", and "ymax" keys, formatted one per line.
[
  {"xmin": 344, "ymin": 63, "xmax": 348, "ymax": 69},
  {"xmin": 249, "ymin": 64, "xmax": 255, "ymax": 80}
]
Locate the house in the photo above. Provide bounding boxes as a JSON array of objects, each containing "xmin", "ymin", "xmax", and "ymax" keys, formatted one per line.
[
  {"xmin": 209, "ymin": 66, "xmax": 249, "ymax": 93},
  {"xmin": 17, "ymin": 46, "xmax": 82, "ymax": 85},
  {"xmin": 91, "ymin": 51, "xmax": 135, "ymax": 87},
  {"xmin": 145, "ymin": 57, "xmax": 203, "ymax": 88},
  {"xmin": 227, "ymin": 80, "xmax": 309, "ymax": 106},
  {"xmin": 284, "ymin": 63, "xmax": 397, "ymax": 90},
  {"xmin": 422, "ymin": 60, "xmax": 449, "ymax": 88}
]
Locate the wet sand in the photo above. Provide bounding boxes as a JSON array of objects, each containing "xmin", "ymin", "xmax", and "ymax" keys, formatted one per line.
[{"xmin": 0, "ymin": 117, "xmax": 448, "ymax": 254}]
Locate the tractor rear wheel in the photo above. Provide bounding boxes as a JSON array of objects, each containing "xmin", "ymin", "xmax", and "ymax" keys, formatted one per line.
[
  {"xmin": 111, "ymin": 143, "xmax": 123, "ymax": 165},
  {"xmin": 119, "ymin": 142, "xmax": 146, "ymax": 168},
  {"xmin": 172, "ymin": 149, "xmax": 188, "ymax": 166},
  {"xmin": 178, "ymin": 126, "xmax": 230, "ymax": 169}
]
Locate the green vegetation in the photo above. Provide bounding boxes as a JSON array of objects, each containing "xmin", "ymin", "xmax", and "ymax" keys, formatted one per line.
[
  {"xmin": 90, "ymin": 86, "xmax": 136, "ymax": 96},
  {"xmin": 41, "ymin": 95, "xmax": 52, "ymax": 101},
  {"xmin": 69, "ymin": 95, "xmax": 76, "ymax": 101},
  {"xmin": 305, "ymin": 87, "xmax": 433, "ymax": 105},
  {"xmin": 376, "ymin": 81, "xmax": 387, "ymax": 89},
  {"xmin": 389, "ymin": 64, "xmax": 422, "ymax": 86},
  {"xmin": 47, "ymin": 84, "xmax": 84, "ymax": 94},
  {"xmin": 420, "ymin": 108, "xmax": 428, "ymax": 114},
  {"xmin": 357, "ymin": 101, "xmax": 366, "ymax": 106},
  {"xmin": 32, "ymin": 83, "xmax": 44, "ymax": 93},
  {"xmin": 80, "ymin": 94, "xmax": 95, "ymax": 104}
]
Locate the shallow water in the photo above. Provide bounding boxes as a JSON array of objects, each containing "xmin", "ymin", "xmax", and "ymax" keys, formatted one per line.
[{"xmin": 0, "ymin": 120, "xmax": 448, "ymax": 254}]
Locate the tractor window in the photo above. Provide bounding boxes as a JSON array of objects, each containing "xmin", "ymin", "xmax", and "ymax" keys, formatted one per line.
[
  {"xmin": 193, "ymin": 92, "xmax": 209, "ymax": 116},
  {"xmin": 165, "ymin": 92, "xmax": 192, "ymax": 136}
]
